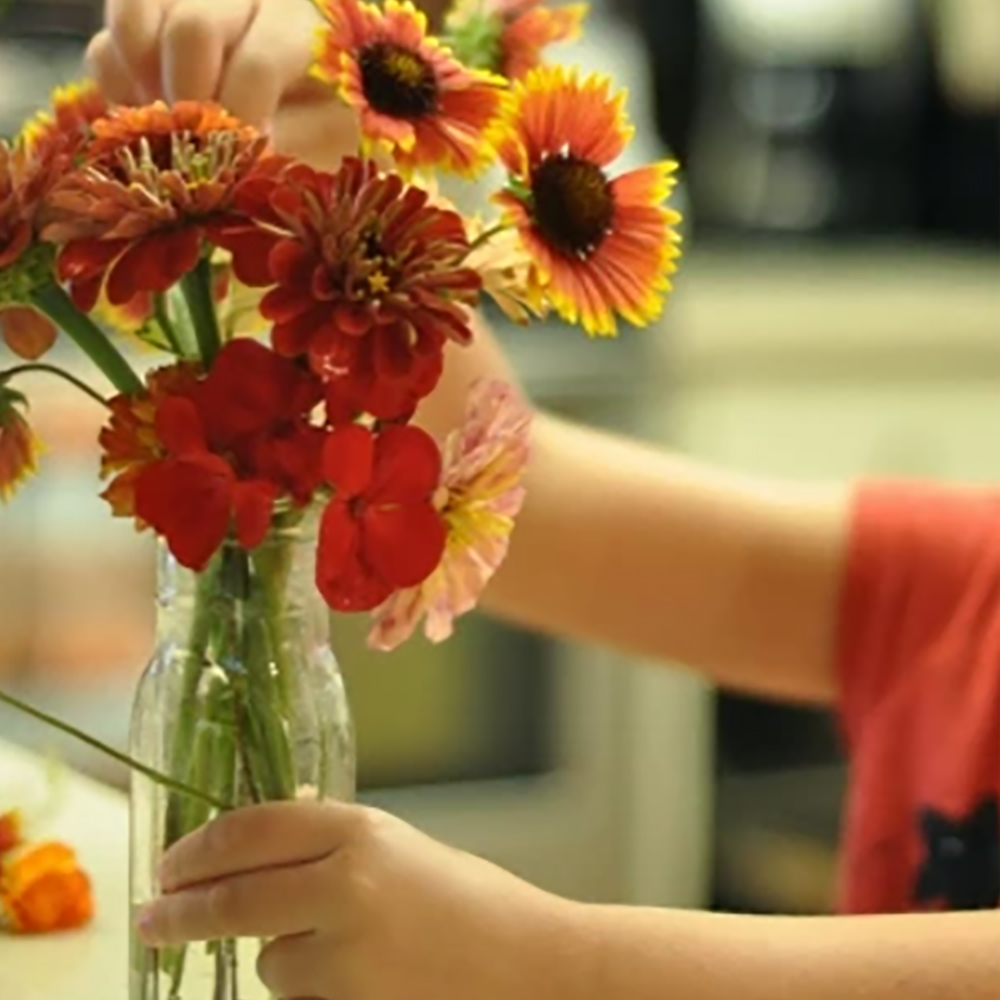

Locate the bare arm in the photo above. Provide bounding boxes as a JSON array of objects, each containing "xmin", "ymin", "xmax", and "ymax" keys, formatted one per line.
[
  {"xmin": 419, "ymin": 318, "xmax": 851, "ymax": 705},
  {"xmin": 575, "ymin": 906, "xmax": 1000, "ymax": 1000}
]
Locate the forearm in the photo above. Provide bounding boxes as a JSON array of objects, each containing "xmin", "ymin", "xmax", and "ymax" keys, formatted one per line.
[
  {"xmin": 484, "ymin": 414, "xmax": 849, "ymax": 703},
  {"xmin": 418, "ymin": 321, "xmax": 849, "ymax": 703},
  {"xmin": 570, "ymin": 906, "xmax": 1000, "ymax": 1000}
]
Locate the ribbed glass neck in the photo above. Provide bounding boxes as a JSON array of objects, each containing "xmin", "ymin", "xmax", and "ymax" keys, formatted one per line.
[{"xmin": 154, "ymin": 504, "xmax": 328, "ymax": 649}]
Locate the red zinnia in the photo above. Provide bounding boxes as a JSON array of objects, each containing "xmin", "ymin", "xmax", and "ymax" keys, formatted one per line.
[
  {"xmin": 317, "ymin": 423, "xmax": 446, "ymax": 612},
  {"xmin": 42, "ymin": 102, "xmax": 270, "ymax": 312},
  {"xmin": 219, "ymin": 157, "xmax": 481, "ymax": 421}
]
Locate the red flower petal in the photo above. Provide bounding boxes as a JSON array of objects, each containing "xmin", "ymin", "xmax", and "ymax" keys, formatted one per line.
[
  {"xmin": 155, "ymin": 396, "xmax": 207, "ymax": 458},
  {"xmin": 269, "ymin": 240, "xmax": 315, "ymax": 288},
  {"xmin": 368, "ymin": 425, "xmax": 442, "ymax": 504},
  {"xmin": 69, "ymin": 273, "xmax": 106, "ymax": 314},
  {"xmin": 362, "ymin": 502, "xmax": 446, "ymax": 588},
  {"xmin": 134, "ymin": 456, "xmax": 234, "ymax": 570},
  {"xmin": 232, "ymin": 479, "xmax": 277, "ymax": 550},
  {"xmin": 322, "ymin": 424, "xmax": 374, "ymax": 498},
  {"xmin": 261, "ymin": 284, "xmax": 313, "ymax": 324},
  {"xmin": 208, "ymin": 224, "xmax": 281, "ymax": 286},
  {"xmin": 316, "ymin": 499, "xmax": 370, "ymax": 610},
  {"xmin": 316, "ymin": 547, "xmax": 394, "ymax": 613},
  {"xmin": 271, "ymin": 304, "xmax": 333, "ymax": 358},
  {"xmin": 0, "ymin": 306, "xmax": 58, "ymax": 360},
  {"xmin": 106, "ymin": 228, "xmax": 202, "ymax": 305},
  {"xmin": 198, "ymin": 338, "xmax": 297, "ymax": 446},
  {"xmin": 57, "ymin": 238, "xmax": 126, "ymax": 282}
]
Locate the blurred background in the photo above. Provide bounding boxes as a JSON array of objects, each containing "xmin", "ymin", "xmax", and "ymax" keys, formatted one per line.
[{"xmin": 0, "ymin": 0, "xmax": 997, "ymax": 917}]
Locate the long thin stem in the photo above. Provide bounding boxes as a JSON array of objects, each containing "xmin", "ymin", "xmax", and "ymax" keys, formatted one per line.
[
  {"xmin": 0, "ymin": 363, "xmax": 109, "ymax": 407},
  {"xmin": 0, "ymin": 689, "xmax": 229, "ymax": 810},
  {"xmin": 467, "ymin": 221, "xmax": 511, "ymax": 253},
  {"xmin": 180, "ymin": 259, "xmax": 222, "ymax": 367},
  {"xmin": 30, "ymin": 282, "xmax": 143, "ymax": 395},
  {"xmin": 152, "ymin": 293, "xmax": 184, "ymax": 357}
]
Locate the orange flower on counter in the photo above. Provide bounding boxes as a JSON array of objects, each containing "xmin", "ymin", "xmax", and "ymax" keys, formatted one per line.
[
  {"xmin": 0, "ymin": 810, "xmax": 24, "ymax": 855},
  {"xmin": 0, "ymin": 842, "xmax": 94, "ymax": 935}
]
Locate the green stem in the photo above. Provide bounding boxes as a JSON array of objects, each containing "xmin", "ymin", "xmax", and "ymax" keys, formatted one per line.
[
  {"xmin": 152, "ymin": 293, "xmax": 184, "ymax": 357},
  {"xmin": 0, "ymin": 363, "xmax": 110, "ymax": 407},
  {"xmin": 0, "ymin": 688, "xmax": 229, "ymax": 810},
  {"xmin": 467, "ymin": 221, "xmax": 511, "ymax": 253},
  {"xmin": 30, "ymin": 282, "xmax": 143, "ymax": 395},
  {"xmin": 180, "ymin": 259, "xmax": 221, "ymax": 367}
]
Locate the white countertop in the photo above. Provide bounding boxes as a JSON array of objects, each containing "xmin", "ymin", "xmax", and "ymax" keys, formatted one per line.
[{"xmin": 0, "ymin": 738, "xmax": 129, "ymax": 1000}]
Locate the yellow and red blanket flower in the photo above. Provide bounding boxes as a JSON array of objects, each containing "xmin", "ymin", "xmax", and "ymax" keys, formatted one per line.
[
  {"xmin": 493, "ymin": 65, "xmax": 682, "ymax": 337},
  {"xmin": 369, "ymin": 379, "xmax": 530, "ymax": 650},
  {"xmin": 0, "ymin": 386, "xmax": 41, "ymax": 503},
  {"xmin": 218, "ymin": 157, "xmax": 481, "ymax": 420},
  {"xmin": 446, "ymin": 0, "xmax": 587, "ymax": 81},
  {"xmin": 0, "ymin": 842, "xmax": 94, "ymax": 935},
  {"xmin": 41, "ymin": 102, "xmax": 271, "ymax": 313},
  {"xmin": 312, "ymin": 0, "xmax": 506, "ymax": 178},
  {"xmin": 317, "ymin": 422, "xmax": 447, "ymax": 612}
]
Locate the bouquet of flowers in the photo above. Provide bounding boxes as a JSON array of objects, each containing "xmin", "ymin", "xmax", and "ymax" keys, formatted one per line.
[{"xmin": 0, "ymin": 0, "xmax": 681, "ymax": 995}]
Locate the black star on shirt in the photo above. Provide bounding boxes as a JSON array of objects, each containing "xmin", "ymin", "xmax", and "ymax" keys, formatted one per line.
[{"xmin": 914, "ymin": 797, "xmax": 1000, "ymax": 911}]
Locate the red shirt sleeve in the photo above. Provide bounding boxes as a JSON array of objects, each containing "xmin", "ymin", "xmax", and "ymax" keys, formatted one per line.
[{"xmin": 836, "ymin": 480, "xmax": 1000, "ymax": 751}]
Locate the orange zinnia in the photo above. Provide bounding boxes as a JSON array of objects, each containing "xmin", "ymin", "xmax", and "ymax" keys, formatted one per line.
[
  {"xmin": 42, "ymin": 102, "xmax": 269, "ymax": 312},
  {"xmin": 312, "ymin": 0, "xmax": 505, "ymax": 178},
  {"xmin": 446, "ymin": 0, "xmax": 587, "ymax": 81},
  {"xmin": 0, "ymin": 82, "xmax": 108, "ymax": 358},
  {"xmin": 20, "ymin": 80, "xmax": 108, "ymax": 165},
  {"xmin": 493, "ymin": 65, "xmax": 682, "ymax": 336},
  {"xmin": 0, "ymin": 842, "xmax": 94, "ymax": 934},
  {"xmin": 0, "ymin": 387, "xmax": 41, "ymax": 503},
  {"xmin": 0, "ymin": 142, "xmax": 57, "ymax": 359}
]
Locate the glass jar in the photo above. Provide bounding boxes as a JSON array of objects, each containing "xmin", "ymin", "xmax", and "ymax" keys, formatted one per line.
[{"xmin": 129, "ymin": 504, "xmax": 355, "ymax": 1000}]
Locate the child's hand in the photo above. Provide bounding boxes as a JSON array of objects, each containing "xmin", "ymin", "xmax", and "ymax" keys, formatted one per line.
[
  {"xmin": 137, "ymin": 802, "xmax": 590, "ymax": 1000},
  {"xmin": 88, "ymin": 0, "xmax": 358, "ymax": 166}
]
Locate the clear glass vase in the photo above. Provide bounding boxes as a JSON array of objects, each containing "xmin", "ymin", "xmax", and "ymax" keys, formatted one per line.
[{"xmin": 129, "ymin": 504, "xmax": 356, "ymax": 1000}]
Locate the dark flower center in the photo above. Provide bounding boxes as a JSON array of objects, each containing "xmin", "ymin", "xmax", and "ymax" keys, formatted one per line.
[
  {"xmin": 358, "ymin": 43, "xmax": 439, "ymax": 119},
  {"xmin": 530, "ymin": 154, "xmax": 614, "ymax": 258}
]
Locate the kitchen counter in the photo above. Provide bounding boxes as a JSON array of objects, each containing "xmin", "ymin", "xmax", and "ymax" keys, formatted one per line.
[{"xmin": 0, "ymin": 738, "xmax": 129, "ymax": 1000}]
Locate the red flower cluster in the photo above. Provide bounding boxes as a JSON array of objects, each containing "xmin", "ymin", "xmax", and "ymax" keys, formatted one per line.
[{"xmin": 103, "ymin": 340, "xmax": 325, "ymax": 571}]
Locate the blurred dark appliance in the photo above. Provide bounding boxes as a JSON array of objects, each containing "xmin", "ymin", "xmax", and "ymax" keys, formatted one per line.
[{"xmin": 631, "ymin": 0, "xmax": 999, "ymax": 245}]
